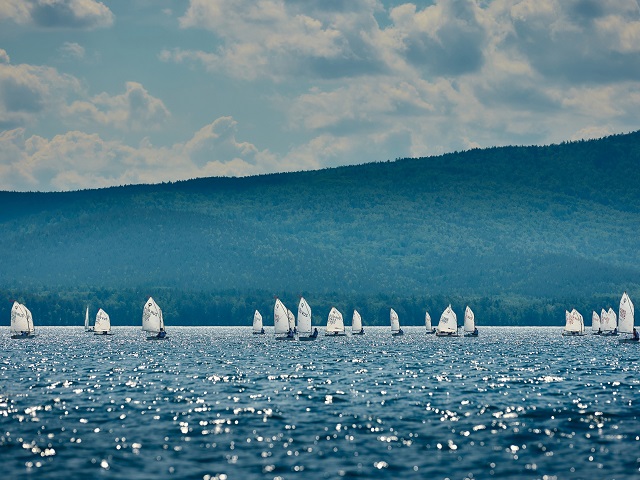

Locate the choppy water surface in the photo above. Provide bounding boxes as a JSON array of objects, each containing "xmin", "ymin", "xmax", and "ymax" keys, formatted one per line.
[{"xmin": 1, "ymin": 326, "xmax": 639, "ymax": 479}]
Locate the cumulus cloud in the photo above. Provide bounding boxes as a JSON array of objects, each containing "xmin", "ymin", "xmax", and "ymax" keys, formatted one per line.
[
  {"xmin": 0, "ymin": 117, "xmax": 282, "ymax": 191},
  {"xmin": 0, "ymin": 57, "xmax": 81, "ymax": 129},
  {"xmin": 64, "ymin": 81, "xmax": 170, "ymax": 131},
  {"xmin": 167, "ymin": 0, "xmax": 386, "ymax": 80},
  {"xmin": 0, "ymin": 0, "xmax": 114, "ymax": 29},
  {"xmin": 59, "ymin": 41, "xmax": 85, "ymax": 60}
]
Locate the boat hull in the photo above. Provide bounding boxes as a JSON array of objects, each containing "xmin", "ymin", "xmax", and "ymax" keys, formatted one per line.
[
  {"xmin": 352, "ymin": 332, "xmax": 365, "ymax": 335},
  {"xmin": 425, "ymin": 330, "xmax": 435, "ymax": 335},
  {"xmin": 436, "ymin": 332, "xmax": 459, "ymax": 337},
  {"xmin": 325, "ymin": 332, "xmax": 347, "ymax": 336},
  {"xmin": 619, "ymin": 338, "xmax": 640, "ymax": 343},
  {"xmin": 11, "ymin": 334, "xmax": 36, "ymax": 339},
  {"xmin": 562, "ymin": 331, "xmax": 586, "ymax": 336},
  {"xmin": 299, "ymin": 336, "xmax": 318, "ymax": 341},
  {"xmin": 146, "ymin": 336, "xmax": 168, "ymax": 340},
  {"xmin": 391, "ymin": 332, "xmax": 404, "ymax": 336},
  {"xmin": 252, "ymin": 332, "xmax": 266, "ymax": 335},
  {"xmin": 464, "ymin": 333, "xmax": 479, "ymax": 337},
  {"xmin": 94, "ymin": 331, "xmax": 114, "ymax": 335}
]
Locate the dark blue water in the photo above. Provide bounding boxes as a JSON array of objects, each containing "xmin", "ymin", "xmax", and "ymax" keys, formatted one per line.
[{"xmin": 1, "ymin": 327, "xmax": 639, "ymax": 479}]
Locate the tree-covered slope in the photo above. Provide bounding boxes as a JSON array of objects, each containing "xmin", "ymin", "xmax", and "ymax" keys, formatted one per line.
[{"xmin": 1, "ymin": 132, "xmax": 640, "ymax": 325}]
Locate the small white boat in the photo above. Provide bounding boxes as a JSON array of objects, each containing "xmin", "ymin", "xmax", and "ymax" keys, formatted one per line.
[
  {"xmin": 274, "ymin": 298, "xmax": 294, "ymax": 340},
  {"xmin": 84, "ymin": 306, "xmax": 94, "ymax": 332},
  {"xmin": 618, "ymin": 292, "xmax": 638, "ymax": 343},
  {"xmin": 562, "ymin": 309, "xmax": 586, "ymax": 336},
  {"xmin": 352, "ymin": 310, "xmax": 364, "ymax": 335},
  {"xmin": 325, "ymin": 307, "xmax": 346, "ymax": 336},
  {"xmin": 464, "ymin": 306, "xmax": 478, "ymax": 337},
  {"xmin": 390, "ymin": 308, "xmax": 404, "ymax": 336},
  {"xmin": 436, "ymin": 305, "xmax": 459, "ymax": 337},
  {"xmin": 297, "ymin": 297, "xmax": 318, "ymax": 341},
  {"xmin": 425, "ymin": 311, "xmax": 435, "ymax": 334},
  {"xmin": 602, "ymin": 307, "xmax": 618, "ymax": 335},
  {"xmin": 591, "ymin": 311, "xmax": 601, "ymax": 335},
  {"xmin": 10, "ymin": 301, "xmax": 35, "ymax": 339},
  {"xmin": 94, "ymin": 308, "xmax": 113, "ymax": 335},
  {"xmin": 143, "ymin": 297, "xmax": 167, "ymax": 340},
  {"xmin": 252, "ymin": 310, "xmax": 265, "ymax": 334}
]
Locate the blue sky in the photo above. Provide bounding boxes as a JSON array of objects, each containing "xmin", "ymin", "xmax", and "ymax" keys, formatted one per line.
[{"xmin": 1, "ymin": 0, "xmax": 639, "ymax": 191}]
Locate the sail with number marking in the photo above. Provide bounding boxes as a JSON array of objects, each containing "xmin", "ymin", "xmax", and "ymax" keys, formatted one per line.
[
  {"xmin": 592, "ymin": 311, "xmax": 600, "ymax": 333},
  {"xmin": 464, "ymin": 306, "xmax": 475, "ymax": 333},
  {"xmin": 142, "ymin": 297, "xmax": 164, "ymax": 333},
  {"xmin": 94, "ymin": 309, "xmax": 111, "ymax": 334},
  {"xmin": 618, "ymin": 292, "xmax": 634, "ymax": 334},
  {"xmin": 253, "ymin": 310, "xmax": 263, "ymax": 333},
  {"xmin": 11, "ymin": 302, "xmax": 32, "ymax": 335},
  {"xmin": 297, "ymin": 297, "xmax": 312, "ymax": 335},
  {"xmin": 437, "ymin": 305, "xmax": 457, "ymax": 335},
  {"xmin": 390, "ymin": 308, "xmax": 400, "ymax": 333},
  {"xmin": 326, "ymin": 307, "xmax": 345, "ymax": 334},
  {"xmin": 274, "ymin": 299, "xmax": 289, "ymax": 334}
]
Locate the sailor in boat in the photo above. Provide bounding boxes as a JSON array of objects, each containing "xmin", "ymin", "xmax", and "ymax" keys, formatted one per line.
[
  {"xmin": 311, "ymin": 328, "xmax": 318, "ymax": 338},
  {"xmin": 398, "ymin": 328, "xmax": 404, "ymax": 335},
  {"xmin": 473, "ymin": 327, "xmax": 478, "ymax": 335},
  {"xmin": 613, "ymin": 327, "xmax": 618, "ymax": 335},
  {"xmin": 287, "ymin": 328, "xmax": 295, "ymax": 338},
  {"xmin": 293, "ymin": 326, "xmax": 298, "ymax": 335},
  {"xmin": 157, "ymin": 328, "xmax": 166, "ymax": 339},
  {"xmin": 633, "ymin": 328, "xmax": 639, "ymax": 341},
  {"xmin": 261, "ymin": 327, "xmax": 265, "ymax": 334}
]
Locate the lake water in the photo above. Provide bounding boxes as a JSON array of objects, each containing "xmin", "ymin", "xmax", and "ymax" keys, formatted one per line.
[{"xmin": 1, "ymin": 326, "xmax": 639, "ymax": 479}]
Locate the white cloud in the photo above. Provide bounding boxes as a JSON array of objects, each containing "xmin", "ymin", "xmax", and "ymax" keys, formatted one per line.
[
  {"xmin": 0, "ymin": 49, "xmax": 10, "ymax": 64},
  {"xmin": 0, "ymin": 0, "xmax": 114, "ymax": 29},
  {"xmin": 59, "ymin": 41, "xmax": 85, "ymax": 60},
  {"xmin": 64, "ymin": 81, "xmax": 170, "ymax": 131},
  {"xmin": 0, "ymin": 117, "xmax": 281, "ymax": 191}
]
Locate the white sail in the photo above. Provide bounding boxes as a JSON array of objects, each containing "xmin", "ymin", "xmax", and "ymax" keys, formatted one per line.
[
  {"xmin": 618, "ymin": 292, "xmax": 634, "ymax": 334},
  {"xmin": 425, "ymin": 311, "xmax": 432, "ymax": 331},
  {"xmin": 390, "ymin": 308, "xmax": 400, "ymax": 333},
  {"xmin": 84, "ymin": 307, "xmax": 90, "ymax": 330},
  {"xmin": 326, "ymin": 307, "xmax": 345, "ymax": 334},
  {"xmin": 274, "ymin": 299, "xmax": 289, "ymax": 334},
  {"xmin": 591, "ymin": 311, "xmax": 600, "ymax": 332},
  {"xmin": 437, "ymin": 305, "xmax": 457, "ymax": 334},
  {"xmin": 464, "ymin": 306, "xmax": 475, "ymax": 332},
  {"xmin": 24, "ymin": 305, "xmax": 34, "ymax": 333},
  {"xmin": 10, "ymin": 302, "xmax": 30, "ymax": 334},
  {"xmin": 94, "ymin": 308, "xmax": 111, "ymax": 333},
  {"xmin": 352, "ymin": 310, "xmax": 362, "ymax": 333},
  {"xmin": 297, "ymin": 297, "xmax": 312, "ymax": 335},
  {"xmin": 142, "ymin": 297, "xmax": 164, "ymax": 333},
  {"xmin": 253, "ymin": 310, "xmax": 263, "ymax": 333},
  {"xmin": 564, "ymin": 309, "xmax": 583, "ymax": 333},
  {"xmin": 608, "ymin": 307, "xmax": 617, "ymax": 331},
  {"xmin": 601, "ymin": 308, "xmax": 611, "ymax": 332},
  {"xmin": 287, "ymin": 309, "xmax": 295, "ymax": 331}
]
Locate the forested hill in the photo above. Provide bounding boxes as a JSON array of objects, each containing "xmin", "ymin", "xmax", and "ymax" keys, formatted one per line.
[{"xmin": 2, "ymin": 131, "xmax": 640, "ymax": 326}]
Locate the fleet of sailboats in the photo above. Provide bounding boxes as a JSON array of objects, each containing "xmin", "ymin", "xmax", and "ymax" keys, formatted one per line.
[{"xmin": 8, "ymin": 293, "xmax": 639, "ymax": 344}]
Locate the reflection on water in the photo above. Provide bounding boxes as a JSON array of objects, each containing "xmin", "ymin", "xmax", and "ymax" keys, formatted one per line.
[{"xmin": 1, "ymin": 326, "xmax": 639, "ymax": 478}]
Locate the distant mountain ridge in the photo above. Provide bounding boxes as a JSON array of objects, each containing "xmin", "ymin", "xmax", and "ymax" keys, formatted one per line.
[{"xmin": 2, "ymin": 131, "xmax": 640, "ymax": 326}]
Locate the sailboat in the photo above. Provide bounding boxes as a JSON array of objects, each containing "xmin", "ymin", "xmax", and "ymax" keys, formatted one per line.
[
  {"xmin": 94, "ymin": 308, "xmax": 113, "ymax": 335},
  {"xmin": 352, "ymin": 310, "xmax": 364, "ymax": 335},
  {"xmin": 602, "ymin": 307, "xmax": 618, "ymax": 335},
  {"xmin": 10, "ymin": 301, "xmax": 35, "ymax": 339},
  {"xmin": 591, "ymin": 311, "xmax": 601, "ymax": 335},
  {"xmin": 287, "ymin": 309, "xmax": 296, "ymax": 335},
  {"xmin": 464, "ymin": 306, "xmax": 478, "ymax": 337},
  {"xmin": 143, "ymin": 297, "xmax": 167, "ymax": 340},
  {"xmin": 274, "ymin": 298, "xmax": 294, "ymax": 340},
  {"xmin": 297, "ymin": 297, "xmax": 317, "ymax": 341},
  {"xmin": 562, "ymin": 309, "xmax": 586, "ymax": 336},
  {"xmin": 252, "ymin": 310, "xmax": 265, "ymax": 334},
  {"xmin": 390, "ymin": 308, "xmax": 404, "ymax": 336},
  {"xmin": 84, "ymin": 306, "xmax": 94, "ymax": 332},
  {"xmin": 436, "ymin": 305, "xmax": 459, "ymax": 336},
  {"xmin": 325, "ymin": 307, "xmax": 346, "ymax": 336},
  {"xmin": 618, "ymin": 292, "xmax": 638, "ymax": 343},
  {"xmin": 425, "ymin": 311, "xmax": 435, "ymax": 334}
]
